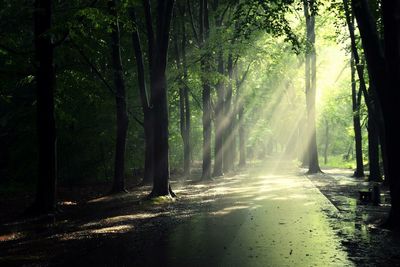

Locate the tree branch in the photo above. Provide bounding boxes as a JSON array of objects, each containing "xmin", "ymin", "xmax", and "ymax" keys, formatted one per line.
[
  {"xmin": 187, "ymin": 0, "xmax": 199, "ymax": 44},
  {"xmin": 69, "ymin": 39, "xmax": 117, "ymax": 96},
  {"xmin": 142, "ymin": 0, "xmax": 155, "ymax": 68}
]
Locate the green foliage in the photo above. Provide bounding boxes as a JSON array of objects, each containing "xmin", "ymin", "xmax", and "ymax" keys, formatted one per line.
[{"xmin": 0, "ymin": 0, "xmax": 365, "ymax": 190}]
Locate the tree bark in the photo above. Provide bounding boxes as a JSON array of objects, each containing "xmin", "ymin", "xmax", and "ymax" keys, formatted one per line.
[
  {"xmin": 353, "ymin": 0, "xmax": 400, "ymax": 227},
  {"xmin": 366, "ymin": 97, "xmax": 381, "ymax": 182},
  {"xmin": 109, "ymin": 0, "xmax": 129, "ymax": 193},
  {"xmin": 199, "ymin": 0, "xmax": 212, "ymax": 180},
  {"xmin": 130, "ymin": 8, "xmax": 154, "ymax": 185},
  {"xmin": 31, "ymin": 0, "xmax": 57, "ymax": 214},
  {"xmin": 143, "ymin": 0, "xmax": 175, "ymax": 197},
  {"xmin": 351, "ymin": 1, "xmax": 383, "ymax": 182},
  {"xmin": 350, "ymin": 54, "xmax": 364, "ymax": 177},
  {"xmin": 382, "ymin": 0, "xmax": 400, "ymax": 227},
  {"xmin": 304, "ymin": 0, "xmax": 321, "ymax": 174}
]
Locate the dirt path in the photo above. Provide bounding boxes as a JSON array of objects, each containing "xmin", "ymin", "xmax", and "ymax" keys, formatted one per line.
[{"xmin": 0, "ymin": 162, "xmax": 392, "ymax": 266}]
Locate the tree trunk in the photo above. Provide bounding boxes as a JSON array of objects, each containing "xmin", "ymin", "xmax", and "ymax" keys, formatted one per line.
[
  {"xmin": 366, "ymin": 101, "xmax": 381, "ymax": 182},
  {"xmin": 350, "ymin": 53, "xmax": 364, "ymax": 177},
  {"xmin": 143, "ymin": 0, "xmax": 175, "ymax": 197},
  {"xmin": 181, "ymin": 8, "xmax": 191, "ymax": 178},
  {"xmin": 353, "ymin": 0, "xmax": 400, "ymax": 227},
  {"xmin": 109, "ymin": 0, "xmax": 128, "ymax": 193},
  {"xmin": 382, "ymin": 0, "xmax": 400, "ymax": 227},
  {"xmin": 352, "ymin": 0, "xmax": 390, "ymax": 177},
  {"xmin": 304, "ymin": 0, "xmax": 321, "ymax": 174},
  {"xmin": 130, "ymin": 8, "xmax": 154, "ymax": 185},
  {"xmin": 199, "ymin": 0, "xmax": 212, "ymax": 180},
  {"xmin": 150, "ymin": 68, "xmax": 170, "ymax": 196},
  {"xmin": 30, "ymin": 0, "xmax": 57, "ymax": 215}
]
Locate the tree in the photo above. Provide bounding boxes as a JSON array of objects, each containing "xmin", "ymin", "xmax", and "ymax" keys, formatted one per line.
[
  {"xmin": 109, "ymin": 0, "xmax": 129, "ymax": 193},
  {"xmin": 29, "ymin": 0, "xmax": 57, "ymax": 215},
  {"xmin": 304, "ymin": 0, "xmax": 321, "ymax": 174},
  {"xmin": 381, "ymin": 0, "xmax": 400, "ymax": 228},
  {"xmin": 129, "ymin": 7, "xmax": 154, "ymax": 185},
  {"xmin": 343, "ymin": 0, "xmax": 382, "ymax": 180},
  {"xmin": 352, "ymin": 0, "xmax": 400, "ymax": 227},
  {"xmin": 142, "ymin": 0, "xmax": 175, "ymax": 197},
  {"xmin": 199, "ymin": 0, "xmax": 212, "ymax": 180},
  {"xmin": 349, "ymin": 50, "xmax": 364, "ymax": 177}
]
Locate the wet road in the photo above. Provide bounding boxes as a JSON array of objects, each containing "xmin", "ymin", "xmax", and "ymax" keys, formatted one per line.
[
  {"xmin": 1, "ymin": 164, "xmax": 355, "ymax": 266},
  {"xmin": 146, "ymin": 167, "xmax": 353, "ymax": 266}
]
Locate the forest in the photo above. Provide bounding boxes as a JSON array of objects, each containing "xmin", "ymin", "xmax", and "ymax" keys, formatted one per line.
[{"xmin": 1, "ymin": 0, "xmax": 400, "ymax": 266}]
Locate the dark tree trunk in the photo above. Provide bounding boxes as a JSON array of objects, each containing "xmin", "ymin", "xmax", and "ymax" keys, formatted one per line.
[
  {"xmin": 181, "ymin": 7, "xmax": 191, "ymax": 178},
  {"xmin": 130, "ymin": 8, "xmax": 154, "ymax": 185},
  {"xmin": 351, "ymin": 0, "xmax": 383, "ymax": 182},
  {"xmin": 350, "ymin": 54, "xmax": 364, "ymax": 177},
  {"xmin": 366, "ymin": 100, "xmax": 381, "ymax": 182},
  {"xmin": 183, "ymin": 74, "xmax": 191, "ymax": 178},
  {"xmin": 382, "ymin": 0, "xmax": 400, "ymax": 227},
  {"xmin": 142, "ymin": 112, "xmax": 154, "ymax": 184},
  {"xmin": 213, "ymin": 50, "xmax": 225, "ymax": 177},
  {"xmin": 343, "ymin": 0, "xmax": 368, "ymax": 177},
  {"xmin": 199, "ymin": 0, "xmax": 212, "ymax": 180},
  {"xmin": 151, "ymin": 68, "xmax": 170, "ymax": 196},
  {"xmin": 353, "ymin": 0, "xmax": 400, "ymax": 227},
  {"xmin": 304, "ymin": 0, "xmax": 321, "ymax": 174},
  {"xmin": 143, "ymin": 0, "xmax": 175, "ymax": 197},
  {"xmin": 31, "ymin": 0, "xmax": 57, "ymax": 215},
  {"xmin": 109, "ymin": 0, "xmax": 129, "ymax": 193}
]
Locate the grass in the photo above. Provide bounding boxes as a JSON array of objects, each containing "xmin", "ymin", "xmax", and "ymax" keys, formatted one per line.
[{"xmin": 319, "ymin": 155, "xmax": 356, "ymax": 170}]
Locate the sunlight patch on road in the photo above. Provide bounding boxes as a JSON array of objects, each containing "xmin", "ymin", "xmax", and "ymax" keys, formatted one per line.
[
  {"xmin": 90, "ymin": 225, "xmax": 133, "ymax": 234},
  {"xmin": 0, "ymin": 232, "xmax": 24, "ymax": 242},
  {"xmin": 209, "ymin": 205, "xmax": 250, "ymax": 216},
  {"xmin": 79, "ymin": 212, "xmax": 166, "ymax": 230}
]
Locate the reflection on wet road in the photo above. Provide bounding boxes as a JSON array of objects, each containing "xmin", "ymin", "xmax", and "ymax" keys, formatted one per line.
[{"xmin": 156, "ymin": 167, "xmax": 353, "ymax": 266}]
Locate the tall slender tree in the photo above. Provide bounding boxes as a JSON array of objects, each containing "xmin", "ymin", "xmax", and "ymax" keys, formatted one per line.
[
  {"xmin": 109, "ymin": 0, "xmax": 129, "ymax": 193},
  {"xmin": 352, "ymin": 0, "xmax": 400, "ymax": 227},
  {"xmin": 130, "ymin": 8, "xmax": 154, "ymax": 185},
  {"xmin": 304, "ymin": 0, "xmax": 321, "ymax": 174},
  {"xmin": 350, "ymin": 53, "xmax": 364, "ymax": 177},
  {"xmin": 343, "ymin": 0, "xmax": 380, "ymax": 180},
  {"xmin": 142, "ymin": 0, "xmax": 175, "ymax": 197},
  {"xmin": 381, "ymin": 0, "xmax": 400, "ymax": 227},
  {"xmin": 199, "ymin": 0, "xmax": 212, "ymax": 180},
  {"xmin": 30, "ymin": 0, "xmax": 57, "ymax": 214}
]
